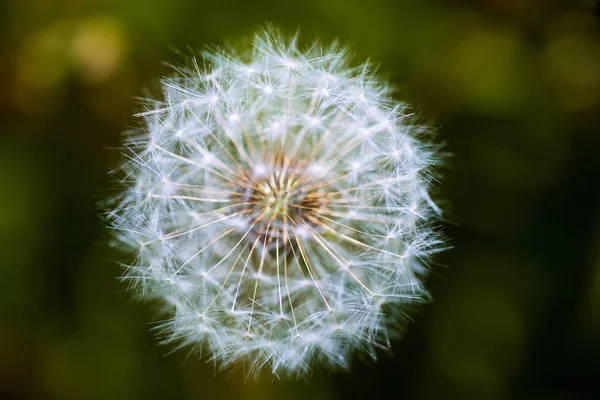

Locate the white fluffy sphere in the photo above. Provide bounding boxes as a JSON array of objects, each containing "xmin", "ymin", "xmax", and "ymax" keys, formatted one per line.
[{"xmin": 105, "ymin": 29, "xmax": 445, "ymax": 377}]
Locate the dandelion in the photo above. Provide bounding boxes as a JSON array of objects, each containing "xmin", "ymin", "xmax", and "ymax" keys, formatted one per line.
[{"xmin": 104, "ymin": 28, "xmax": 445, "ymax": 377}]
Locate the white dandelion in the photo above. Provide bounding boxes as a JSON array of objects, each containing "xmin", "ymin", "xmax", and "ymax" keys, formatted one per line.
[{"xmin": 104, "ymin": 28, "xmax": 445, "ymax": 377}]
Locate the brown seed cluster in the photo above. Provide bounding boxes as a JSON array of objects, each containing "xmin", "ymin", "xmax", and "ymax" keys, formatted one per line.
[{"xmin": 228, "ymin": 156, "xmax": 329, "ymax": 248}]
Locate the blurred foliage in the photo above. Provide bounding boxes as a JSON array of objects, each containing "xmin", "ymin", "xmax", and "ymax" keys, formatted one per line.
[{"xmin": 1, "ymin": 0, "xmax": 600, "ymax": 399}]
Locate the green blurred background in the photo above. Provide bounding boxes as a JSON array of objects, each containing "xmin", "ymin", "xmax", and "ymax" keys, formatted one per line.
[{"xmin": 1, "ymin": 0, "xmax": 600, "ymax": 398}]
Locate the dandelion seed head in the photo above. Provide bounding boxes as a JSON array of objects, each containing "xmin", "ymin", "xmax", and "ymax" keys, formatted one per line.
[{"xmin": 105, "ymin": 28, "xmax": 445, "ymax": 378}]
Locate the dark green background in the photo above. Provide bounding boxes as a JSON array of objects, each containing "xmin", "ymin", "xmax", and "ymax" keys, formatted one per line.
[{"xmin": 1, "ymin": 0, "xmax": 600, "ymax": 398}]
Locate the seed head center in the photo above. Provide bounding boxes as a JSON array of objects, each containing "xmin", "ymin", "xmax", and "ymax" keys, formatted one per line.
[
  {"xmin": 232, "ymin": 162, "xmax": 327, "ymax": 244},
  {"xmin": 258, "ymin": 176, "xmax": 297, "ymax": 220}
]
